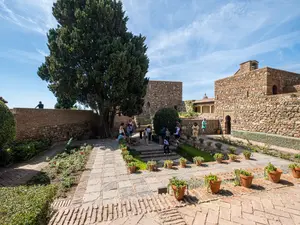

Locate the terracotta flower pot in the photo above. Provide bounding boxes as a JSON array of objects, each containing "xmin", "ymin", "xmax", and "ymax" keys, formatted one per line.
[
  {"xmin": 128, "ymin": 166, "xmax": 136, "ymax": 174},
  {"xmin": 240, "ymin": 174, "xmax": 254, "ymax": 188},
  {"xmin": 180, "ymin": 162, "xmax": 186, "ymax": 168},
  {"xmin": 167, "ymin": 163, "xmax": 173, "ymax": 169},
  {"xmin": 216, "ymin": 158, "xmax": 222, "ymax": 164},
  {"xmin": 209, "ymin": 180, "xmax": 222, "ymax": 194},
  {"xmin": 148, "ymin": 165, "xmax": 156, "ymax": 171},
  {"xmin": 195, "ymin": 161, "xmax": 202, "ymax": 166},
  {"xmin": 268, "ymin": 169, "xmax": 282, "ymax": 183},
  {"xmin": 172, "ymin": 185, "xmax": 186, "ymax": 200},
  {"xmin": 291, "ymin": 168, "xmax": 300, "ymax": 178}
]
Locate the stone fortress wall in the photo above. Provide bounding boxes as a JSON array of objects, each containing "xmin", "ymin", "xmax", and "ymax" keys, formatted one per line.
[
  {"xmin": 137, "ymin": 80, "xmax": 183, "ymax": 124},
  {"xmin": 214, "ymin": 61, "xmax": 300, "ymax": 147}
]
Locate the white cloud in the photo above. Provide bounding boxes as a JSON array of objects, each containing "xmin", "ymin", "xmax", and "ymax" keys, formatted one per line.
[
  {"xmin": 0, "ymin": 0, "xmax": 56, "ymax": 35},
  {"xmin": 0, "ymin": 49, "xmax": 45, "ymax": 64}
]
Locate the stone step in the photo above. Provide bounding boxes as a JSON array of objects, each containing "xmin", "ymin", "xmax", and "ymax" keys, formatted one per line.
[
  {"xmin": 142, "ymin": 155, "xmax": 181, "ymax": 162},
  {"xmin": 137, "ymin": 149, "xmax": 177, "ymax": 155},
  {"xmin": 48, "ymin": 193, "xmax": 194, "ymax": 225},
  {"xmin": 139, "ymin": 152, "xmax": 179, "ymax": 159}
]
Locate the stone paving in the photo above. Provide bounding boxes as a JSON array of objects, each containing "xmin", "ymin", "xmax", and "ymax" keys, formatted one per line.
[
  {"xmin": 50, "ymin": 176, "xmax": 300, "ymax": 224},
  {"xmin": 71, "ymin": 139, "xmax": 292, "ymax": 207}
]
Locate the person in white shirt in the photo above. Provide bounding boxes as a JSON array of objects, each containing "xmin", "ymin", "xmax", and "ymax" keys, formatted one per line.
[
  {"xmin": 163, "ymin": 138, "xmax": 170, "ymax": 154},
  {"xmin": 143, "ymin": 128, "xmax": 149, "ymax": 145},
  {"xmin": 146, "ymin": 125, "xmax": 152, "ymax": 142},
  {"xmin": 174, "ymin": 125, "xmax": 181, "ymax": 144}
]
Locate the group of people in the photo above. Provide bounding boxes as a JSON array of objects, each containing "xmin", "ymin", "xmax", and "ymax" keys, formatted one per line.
[
  {"xmin": 118, "ymin": 119, "xmax": 135, "ymax": 143},
  {"xmin": 192, "ymin": 118, "xmax": 207, "ymax": 138},
  {"xmin": 161, "ymin": 121, "xmax": 181, "ymax": 154},
  {"xmin": 117, "ymin": 118, "xmax": 208, "ymax": 155}
]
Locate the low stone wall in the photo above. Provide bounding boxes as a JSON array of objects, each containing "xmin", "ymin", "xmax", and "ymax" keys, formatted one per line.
[
  {"xmin": 232, "ymin": 130, "xmax": 300, "ymax": 150},
  {"xmin": 12, "ymin": 108, "xmax": 100, "ymax": 141},
  {"xmin": 181, "ymin": 119, "xmax": 219, "ymax": 135}
]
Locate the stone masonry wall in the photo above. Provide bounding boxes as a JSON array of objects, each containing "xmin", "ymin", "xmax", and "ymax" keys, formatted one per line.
[
  {"xmin": 267, "ymin": 67, "xmax": 300, "ymax": 94},
  {"xmin": 181, "ymin": 119, "xmax": 219, "ymax": 135},
  {"xmin": 215, "ymin": 67, "xmax": 300, "ymax": 139},
  {"xmin": 12, "ymin": 108, "xmax": 100, "ymax": 141},
  {"xmin": 138, "ymin": 80, "xmax": 182, "ymax": 124}
]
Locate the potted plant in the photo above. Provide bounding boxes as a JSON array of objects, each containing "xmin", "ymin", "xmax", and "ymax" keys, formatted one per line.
[
  {"xmin": 227, "ymin": 146, "xmax": 236, "ymax": 154},
  {"xmin": 205, "ymin": 174, "xmax": 221, "ymax": 194},
  {"xmin": 215, "ymin": 143, "xmax": 222, "ymax": 150},
  {"xmin": 164, "ymin": 160, "xmax": 173, "ymax": 169},
  {"xmin": 239, "ymin": 169, "xmax": 254, "ymax": 188},
  {"xmin": 215, "ymin": 128, "xmax": 221, "ymax": 134},
  {"xmin": 122, "ymin": 150, "xmax": 129, "ymax": 158},
  {"xmin": 228, "ymin": 154, "xmax": 237, "ymax": 162},
  {"xmin": 265, "ymin": 163, "xmax": 282, "ymax": 183},
  {"xmin": 147, "ymin": 160, "xmax": 157, "ymax": 171},
  {"xmin": 128, "ymin": 162, "xmax": 137, "ymax": 173},
  {"xmin": 168, "ymin": 177, "xmax": 187, "ymax": 201},
  {"xmin": 206, "ymin": 141, "xmax": 212, "ymax": 147},
  {"xmin": 243, "ymin": 150, "xmax": 252, "ymax": 160},
  {"xmin": 193, "ymin": 156, "xmax": 204, "ymax": 166},
  {"xmin": 288, "ymin": 163, "xmax": 300, "ymax": 178},
  {"xmin": 179, "ymin": 158, "xmax": 187, "ymax": 168},
  {"xmin": 214, "ymin": 153, "xmax": 223, "ymax": 163},
  {"xmin": 124, "ymin": 155, "xmax": 133, "ymax": 163}
]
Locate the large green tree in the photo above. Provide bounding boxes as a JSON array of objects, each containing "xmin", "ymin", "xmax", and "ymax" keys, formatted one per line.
[
  {"xmin": 38, "ymin": 0, "xmax": 149, "ymax": 137},
  {"xmin": 54, "ymin": 96, "xmax": 76, "ymax": 109}
]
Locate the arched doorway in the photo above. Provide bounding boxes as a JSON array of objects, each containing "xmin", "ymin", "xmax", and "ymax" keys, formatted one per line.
[
  {"xmin": 146, "ymin": 102, "xmax": 151, "ymax": 114},
  {"xmin": 272, "ymin": 85, "xmax": 278, "ymax": 95},
  {"xmin": 225, "ymin": 115, "xmax": 231, "ymax": 134}
]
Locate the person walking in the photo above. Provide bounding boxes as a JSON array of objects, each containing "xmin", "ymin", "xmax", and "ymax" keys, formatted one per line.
[
  {"xmin": 143, "ymin": 128, "xmax": 149, "ymax": 145},
  {"xmin": 163, "ymin": 137, "xmax": 170, "ymax": 154},
  {"xmin": 165, "ymin": 128, "xmax": 170, "ymax": 141},
  {"xmin": 202, "ymin": 118, "xmax": 207, "ymax": 135},
  {"xmin": 146, "ymin": 125, "xmax": 152, "ymax": 142},
  {"xmin": 174, "ymin": 124, "xmax": 181, "ymax": 145}
]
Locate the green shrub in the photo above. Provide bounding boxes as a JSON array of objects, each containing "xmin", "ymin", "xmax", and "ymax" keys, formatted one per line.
[
  {"xmin": 213, "ymin": 153, "xmax": 223, "ymax": 160},
  {"xmin": 153, "ymin": 108, "xmax": 179, "ymax": 135},
  {"xmin": 4, "ymin": 139, "xmax": 52, "ymax": 163},
  {"xmin": 0, "ymin": 101, "xmax": 15, "ymax": 149},
  {"xmin": 0, "ymin": 185, "xmax": 57, "ymax": 225}
]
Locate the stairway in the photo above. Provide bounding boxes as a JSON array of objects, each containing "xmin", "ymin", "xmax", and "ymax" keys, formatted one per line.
[{"xmin": 134, "ymin": 143, "xmax": 181, "ymax": 162}]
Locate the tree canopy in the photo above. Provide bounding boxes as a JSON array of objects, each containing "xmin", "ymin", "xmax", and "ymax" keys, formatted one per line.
[
  {"xmin": 38, "ymin": 0, "xmax": 149, "ymax": 136},
  {"xmin": 54, "ymin": 97, "xmax": 76, "ymax": 109}
]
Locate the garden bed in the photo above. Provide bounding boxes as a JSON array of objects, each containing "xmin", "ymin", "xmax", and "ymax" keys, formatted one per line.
[
  {"xmin": 176, "ymin": 144, "xmax": 214, "ymax": 162},
  {"xmin": 28, "ymin": 144, "xmax": 93, "ymax": 197},
  {"xmin": 127, "ymin": 148, "xmax": 147, "ymax": 170},
  {"xmin": 0, "ymin": 185, "xmax": 57, "ymax": 225}
]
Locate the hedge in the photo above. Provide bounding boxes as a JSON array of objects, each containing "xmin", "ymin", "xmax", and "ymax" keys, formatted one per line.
[
  {"xmin": 232, "ymin": 130, "xmax": 300, "ymax": 150},
  {"xmin": 153, "ymin": 108, "xmax": 179, "ymax": 135},
  {"xmin": 0, "ymin": 139, "xmax": 52, "ymax": 166},
  {"xmin": 0, "ymin": 185, "xmax": 57, "ymax": 225},
  {"xmin": 0, "ymin": 101, "xmax": 15, "ymax": 148}
]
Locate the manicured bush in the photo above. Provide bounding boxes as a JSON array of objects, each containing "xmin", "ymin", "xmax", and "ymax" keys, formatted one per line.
[
  {"xmin": 0, "ymin": 101, "xmax": 15, "ymax": 149},
  {"xmin": 0, "ymin": 185, "xmax": 57, "ymax": 225},
  {"xmin": 153, "ymin": 108, "xmax": 179, "ymax": 135},
  {"xmin": 6, "ymin": 139, "xmax": 52, "ymax": 162}
]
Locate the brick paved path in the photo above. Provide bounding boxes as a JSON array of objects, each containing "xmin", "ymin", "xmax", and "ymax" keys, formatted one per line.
[{"xmin": 50, "ymin": 184, "xmax": 300, "ymax": 224}]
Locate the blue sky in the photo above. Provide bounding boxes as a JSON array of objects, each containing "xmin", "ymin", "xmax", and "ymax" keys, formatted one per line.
[{"xmin": 1, "ymin": 0, "xmax": 300, "ymax": 108}]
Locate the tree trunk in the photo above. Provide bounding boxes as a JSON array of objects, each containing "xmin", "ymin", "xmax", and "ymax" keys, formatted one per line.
[{"xmin": 99, "ymin": 109, "xmax": 111, "ymax": 138}]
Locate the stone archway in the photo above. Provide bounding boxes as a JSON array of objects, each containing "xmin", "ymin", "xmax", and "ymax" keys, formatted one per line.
[
  {"xmin": 272, "ymin": 85, "xmax": 278, "ymax": 95},
  {"xmin": 225, "ymin": 115, "xmax": 231, "ymax": 134}
]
